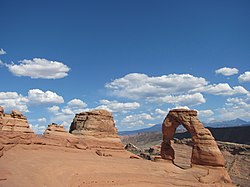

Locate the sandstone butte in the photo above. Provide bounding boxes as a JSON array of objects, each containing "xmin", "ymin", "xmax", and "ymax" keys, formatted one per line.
[{"xmin": 0, "ymin": 106, "xmax": 235, "ymax": 187}]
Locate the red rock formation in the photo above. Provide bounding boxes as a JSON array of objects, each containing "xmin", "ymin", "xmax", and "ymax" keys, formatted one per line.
[
  {"xmin": 161, "ymin": 109, "xmax": 225, "ymax": 167},
  {"xmin": 40, "ymin": 123, "xmax": 88, "ymax": 149},
  {"xmin": 69, "ymin": 109, "xmax": 124, "ymax": 150},
  {"xmin": 0, "ymin": 107, "xmax": 36, "ymax": 157},
  {"xmin": 0, "ymin": 108, "xmax": 33, "ymax": 134},
  {"xmin": 44, "ymin": 123, "xmax": 73, "ymax": 137},
  {"xmin": 0, "ymin": 107, "xmax": 124, "ymax": 154}
]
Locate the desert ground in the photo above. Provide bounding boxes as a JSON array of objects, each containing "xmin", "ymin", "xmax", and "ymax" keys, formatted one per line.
[{"xmin": 0, "ymin": 144, "xmax": 234, "ymax": 187}]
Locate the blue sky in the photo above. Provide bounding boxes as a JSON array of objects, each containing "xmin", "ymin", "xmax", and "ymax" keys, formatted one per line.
[{"xmin": 0, "ymin": 0, "xmax": 250, "ymax": 133}]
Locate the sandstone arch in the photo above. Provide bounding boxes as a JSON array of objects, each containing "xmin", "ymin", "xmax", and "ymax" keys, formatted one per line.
[{"xmin": 161, "ymin": 109, "xmax": 225, "ymax": 167}]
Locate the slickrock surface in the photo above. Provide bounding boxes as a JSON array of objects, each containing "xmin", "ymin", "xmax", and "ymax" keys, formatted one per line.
[
  {"xmin": 0, "ymin": 144, "xmax": 234, "ymax": 187},
  {"xmin": 69, "ymin": 109, "xmax": 124, "ymax": 150},
  {"xmin": 161, "ymin": 109, "xmax": 225, "ymax": 167}
]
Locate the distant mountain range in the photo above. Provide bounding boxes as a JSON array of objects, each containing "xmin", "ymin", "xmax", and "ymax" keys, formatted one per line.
[
  {"xmin": 204, "ymin": 118, "xmax": 249, "ymax": 128},
  {"xmin": 119, "ymin": 118, "xmax": 250, "ymax": 136},
  {"xmin": 119, "ymin": 124, "xmax": 162, "ymax": 135}
]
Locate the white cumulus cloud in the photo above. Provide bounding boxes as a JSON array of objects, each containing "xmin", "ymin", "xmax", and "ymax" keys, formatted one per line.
[
  {"xmin": 30, "ymin": 124, "xmax": 47, "ymax": 134},
  {"xmin": 238, "ymin": 71, "xmax": 250, "ymax": 83},
  {"xmin": 215, "ymin": 67, "xmax": 239, "ymax": 76},
  {"xmin": 171, "ymin": 106, "xmax": 190, "ymax": 110},
  {"xmin": 198, "ymin": 110, "xmax": 214, "ymax": 117},
  {"xmin": 193, "ymin": 83, "xmax": 249, "ymax": 96},
  {"xmin": 67, "ymin": 99, "xmax": 87, "ymax": 108},
  {"xmin": 119, "ymin": 112, "xmax": 155, "ymax": 128},
  {"xmin": 155, "ymin": 108, "xmax": 169, "ymax": 116},
  {"xmin": 0, "ymin": 89, "xmax": 64, "ymax": 113},
  {"xmin": 212, "ymin": 96, "xmax": 250, "ymax": 121},
  {"xmin": 105, "ymin": 73, "xmax": 208, "ymax": 99},
  {"xmin": 48, "ymin": 105, "xmax": 60, "ymax": 114},
  {"xmin": 150, "ymin": 93, "xmax": 206, "ymax": 106},
  {"xmin": 47, "ymin": 99, "xmax": 88, "ymax": 129},
  {"xmin": 154, "ymin": 108, "xmax": 170, "ymax": 120},
  {"xmin": 123, "ymin": 113, "xmax": 154, "ymax": 122},
  {"xmin": 28, "ymin": 89, "xmax": 64, "ymax": 104},
  {"xmin": 5, "ymin": 58, "xmax": 70, "ymax": 79},
  {"xmin": 96, "ymin": 99, "xmax": 140, "ymax": 112},
  {"xmin": 106, "ymin": 73, "xmax": 249, "ymax": 106},
  {"xmin": 0, "ymin": 48, "xmax": 6, "ymax": 55},
  {"xmin": 37, "ymin": 117, "xmax": 47, "ymax": 123},
  {"xmin": 0, "ymin": 92, "xmax": 29, "ymax": 112}
]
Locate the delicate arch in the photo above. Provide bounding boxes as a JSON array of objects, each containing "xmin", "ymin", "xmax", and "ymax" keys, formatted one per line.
[{"xmin": 161, "ymin": 109, "xmax": 225, "ymax": 167}]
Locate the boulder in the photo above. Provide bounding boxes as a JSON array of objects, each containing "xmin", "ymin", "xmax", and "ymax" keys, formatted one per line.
[
  {"xmin": 125, "ymin": 143, "xmax": 141, "ymax": 153},
  {"xmin": 161, "ymin": 109, "xmax": 225, "ymax": 167},
  {"xmin": 129, "ymin": 155, "xmax": 142, "ymax": 159},
  {"xmin": 70, "ymin": 109, "xmax": 124, "ymax": 150}
]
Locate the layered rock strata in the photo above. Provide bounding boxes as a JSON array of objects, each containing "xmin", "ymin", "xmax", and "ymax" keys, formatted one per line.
[
  {"xmin": 44, "ymin": 123, "xmax": 73, "ymax": 137},
  {"xmin": 69, "ymin": 109, "xmax": 124, "ymax": 149},
  {"xmin": 40, "ymin": 123, "xmax": 86, "ymax": 149},
  {"xmin": 0, "ymin": 107, "xmax": 86, "ymax": 155},
  {"xmin": 161, "ymin": 109, "xmax": 225, "ymax": 167},
  {"xmin": 0, "ymin": 107, "xmax": 36, "ymax": 157},
  {"xmin": 0, "ymin": 107, "xmax": 33, "ymax": 134},
  {"xmin": 0, "ymin": 107, "xmax": 124, "ymax": 156}
]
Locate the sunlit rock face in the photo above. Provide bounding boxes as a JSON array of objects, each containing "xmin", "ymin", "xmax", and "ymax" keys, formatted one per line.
[
  {"xmin": 0, "ymin": 107, "xmax": 33, "ymax": 134},
  {"xmin": 0, "ymin": 106, "xmax": 35, "ymax": 157},
  {"xmin": 69, "ymin": 109, "xmax": 124, "ymax": 150}
]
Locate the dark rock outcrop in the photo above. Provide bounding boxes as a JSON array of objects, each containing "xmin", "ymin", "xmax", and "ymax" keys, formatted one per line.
[{"xmin": 125, "ymin": 143, "xmax": 141, "ymax": 153}]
